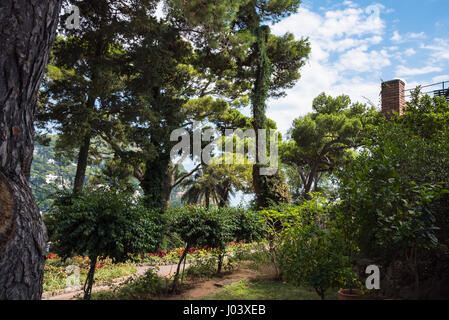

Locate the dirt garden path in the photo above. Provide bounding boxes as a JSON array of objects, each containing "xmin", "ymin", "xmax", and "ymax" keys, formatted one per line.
[
  {"xmin": 43, "ymin": 263, "xmax": 264, "ymax": 301},
  {"xmin": 43, "ymin": 263, "xmax": 189, "ymax": 301},
  {"xmin": 166, "ymin": 267, "xmax": 260, "ymax": 300}
]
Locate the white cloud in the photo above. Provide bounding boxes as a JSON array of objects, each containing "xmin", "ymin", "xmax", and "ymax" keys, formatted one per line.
[
  {"xmin": 422, "ymin": 38, "xmax": 449, "ymax": 62},
  {"xmin": 268, "ymin": 2, "xmax": 388, "ymax": 133},
  {"xmin": 256, "ymin": 2, "xmax": 448, "ymax": 134},
  {"xmin": 396, "ymin": 65, "xmax": 442, "ymax": 77},
  {"xmin": 391, "ymin": 31, "xmax": 427, "ymax": 43},
  {"xmin": 391, "ymin": 31, "xmax": 402, "ymax": 42},
  {"xmin": 408, "ymin": 32, "xmax": 426, "ymax": 39},
  {"xmin": 432, "ymin": 75, "xmax": 449, "ymax": 83},
  {"xmin": 404, "ymin": 48, "xmax": 416, "ymax": 56},
  {"xmin": 338, "ymin": 46, "xmax": 391, "ymax": 72}
]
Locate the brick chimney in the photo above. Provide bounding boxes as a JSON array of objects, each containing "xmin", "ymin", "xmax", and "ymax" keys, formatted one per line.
[{"xmin": 381, "ymin": 79, "xmax": 406, "ymax": 117}]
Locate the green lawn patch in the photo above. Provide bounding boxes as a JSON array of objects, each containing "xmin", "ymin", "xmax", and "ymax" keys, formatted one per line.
[{"xmin": 202, "ymin": 278, "xmax": 338, "ymax": 300}]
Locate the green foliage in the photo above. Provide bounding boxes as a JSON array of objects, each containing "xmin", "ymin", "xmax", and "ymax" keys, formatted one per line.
[
  {"xmin": 46, "ymin": 189, "xmax": 163, "ymax": 260},
  {"xmin": 168, "ymin": 205, "xmax": 266, "ymax": 288},
  {"xmin": 184, "ymin": 257, "xmax": 218, "ymax": 280},
  {"xmin": 337, "ymin": 94, "xmax": 449, "ymax": 261},
  {"xmin": 180, "ymin": 156, "xmax": 253, "ymax": 208},
  {"xmin": 256, "ymin": 170, "xmax": 291, "ymax": 208},
  {"xmin": 170, "ymin": 205, "xmax": 265, "ymax": 249},
  {"xmin": 336, "ymin": 92, "xmax": 449, "ymax": 298},
  {"xmin": 233, "ymin": 209, "xmax": 267, "ymax": 243},
  {"xmin": 170, "ymin": 206, "xmax": 233, "ymax": 251},
  {"xmin": 228, "ymin": 242, "xmax": 271, "ymax": 271},
  {"xmin": 262, "ymin": 196, "xmax": 358, "ymax": 300},
  {"xmin": 281, "ymin": 93, "xmax": 372, "ymax": 200},
  {"xmin": 91, "ymin": 269, "xmax": 168, "ymax": 300},
  {"xmin": 207, "ymin": 0, "xmax": 310, "ymax": 208},
  {"xmin": 45, "ymin": 188, "xmax": 163, "ymax": 299}
]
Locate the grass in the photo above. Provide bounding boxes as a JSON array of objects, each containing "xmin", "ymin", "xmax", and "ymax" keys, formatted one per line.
[{"xmin": 202, "ymin": 278, "xmax": 339, "ymax": 300}]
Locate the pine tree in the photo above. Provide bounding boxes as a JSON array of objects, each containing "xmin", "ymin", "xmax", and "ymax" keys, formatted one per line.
[{"xmin": 0, "ymin": 0, "xmax": 62, "ymax": 300}]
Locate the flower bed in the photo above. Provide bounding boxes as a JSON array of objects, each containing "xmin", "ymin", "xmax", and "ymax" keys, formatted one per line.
[
  {"xmin": 44, "ymin": 255, "xmax": 137, "ymax": 293},
  {"xmin": 43, "ymin": 242, "xmax": 263, "ymax": 293}
]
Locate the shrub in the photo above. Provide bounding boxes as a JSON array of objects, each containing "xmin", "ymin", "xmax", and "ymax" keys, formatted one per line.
[
  {"xmin": 92, "ymin": 269, "xmax": 167, "ymax": 300},
  {"xmin": 336, "ymin": 94, "xmax": 449, "ymax": 298},
  {"xmin": 232, "ymin": 208, "xmax": 266, "ymax": 243},
  {"xmin": 263, "ymin": 196, "xmax": 358, "ymax": 300},
  {"xmin": 45, "ymin": 188, "xmax": 163, "ymax": 299},
  {"xmin": 169, "ymin": 205, "xmax": 230, "ymax": 291},
  {"xmin": 184, "ymin": 257, "xmax": 218, "ymax": 280}
]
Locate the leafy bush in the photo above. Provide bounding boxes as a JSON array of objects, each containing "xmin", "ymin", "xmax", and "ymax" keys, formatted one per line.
[
  {"xmin": 168, "ymin": 204, "xmax": 267, "ymax": 291},
  {"xmin": 233, "ymin": 208, "xmax": 266, "ymax": 243},
  {"xmin": 336, "ymin": 93, "xmax": 449, "ymax": 298},
  {"xmin": 262, "ymin": 196, "xmax": 358, "ymax": 300},
  {"xmin": 184, "ymin": 257, "xmax": 218, "ymax": 280},
  {"xmin": 227, "ymin": 242, "xmax": 271, "ymax": 271},
  {"xmin": 169, "ymin": 205, "xmax": 232, "ymax": 291},
  {"xmin": 45, "ymin": 188, "xmax": 163, "ymax": 299},
  {"xmin": 92, "ymin": 269, "xmax": 168, "ymax": 300}
]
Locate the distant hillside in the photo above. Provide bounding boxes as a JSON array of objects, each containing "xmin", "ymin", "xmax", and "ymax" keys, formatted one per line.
[{"xmin": 31, "ymin": 137, "xmax": 99, "ymax": 213}]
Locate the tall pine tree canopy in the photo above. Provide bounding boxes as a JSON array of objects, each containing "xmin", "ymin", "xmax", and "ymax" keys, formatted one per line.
[
  {"xmin": 37, "ymin": 0, "xmax": 310, "ymax": 210},
  {"xmin": 281, "ymin": 93, "xmax": 373, "ymax": 200}
]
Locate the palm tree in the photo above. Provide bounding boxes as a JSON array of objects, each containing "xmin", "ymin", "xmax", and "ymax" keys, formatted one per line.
[
  {"xmin": 180, "ymin": 168, "xmax": 221, "ymax": 209},
  {"xmin": 180, "ymin": 155, "xmax": 252, "ymax": 208}
]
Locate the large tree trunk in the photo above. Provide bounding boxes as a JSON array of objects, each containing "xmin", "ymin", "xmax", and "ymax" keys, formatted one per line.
[
  {"xmin": 0, "ymin": 0, "xmax": 62, "ymax": 300},
  {"xmin": 73, "ymin": 133, "xmax": 91, "ymax": 194},
  {"xmin": 251, "ymin": 26, "xmax": 272, "ymax": 209},
  {"xmin": 141, "ymin": 154, "xmax": 172, "ymax": 210}
]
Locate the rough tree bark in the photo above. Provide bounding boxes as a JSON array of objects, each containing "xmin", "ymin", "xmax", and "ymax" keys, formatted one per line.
[
  {"xmin": 0, "ymin": 0, "xmax": 62, "ymax": 300},
  {"xmin": 73, "ymin": 133, "xmax": 91, "ymax": 194},
  {"xmin": 251, "ymin": 26, "xmax": 272, "ymax": 209}
]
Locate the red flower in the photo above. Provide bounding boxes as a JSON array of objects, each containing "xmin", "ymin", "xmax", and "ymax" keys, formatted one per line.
[
  {"xmin": 46, "ymin": 253, "xmax": 60, "ymax": 260},
  {"xmin": 156, "ymin": 250, "xmax": 167, "ymax": 258}
]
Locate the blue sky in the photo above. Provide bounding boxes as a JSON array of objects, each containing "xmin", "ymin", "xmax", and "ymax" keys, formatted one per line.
[{"xmin": 267, "ymin": 0, "xmax": 449, "ymax": 134}]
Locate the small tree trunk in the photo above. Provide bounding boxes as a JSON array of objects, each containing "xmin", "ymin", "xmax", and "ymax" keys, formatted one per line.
[
  {"xmin": 172, "ymin": 244, "xmax": 189, "ymax": 293},
  {"xmin": 73, "ymin": 133, "xmax": 91, "ymax": 194},
  {"xmin": 217, "ymin": 252, "xmax": 224, "ymax": 274},
  {"xmin": 83, "ymin": 256, "xmax": 98, "ymax": 300},
  {"xmin": 315, "ymin": 288, "xmax": 325, "ymax": 300},
  {"xmin": 268, "ymin": 236, "xmax": 281, "ymax": 280},
  {"xmin": 181, "ymin": 253, "xmax": 188, "ymax": 284},
  {"xmin": 163, "ymin": 169, "xmax": 174, "ymax": 211},
  {"xmin": 205, "ymin": 191, "xmax": 210, "ymax": 210},
  {"xmin": 0, "ymin": 0, "xmax": 62, "ymax": 300}
]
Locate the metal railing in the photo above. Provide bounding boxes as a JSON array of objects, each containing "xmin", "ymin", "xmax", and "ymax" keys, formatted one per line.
[{"xmin": 404, "ymin": 81, "xmax": 449, "ymax": 99}]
